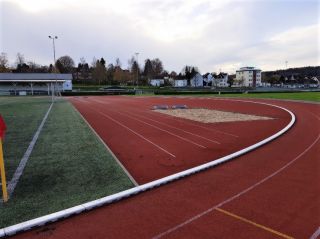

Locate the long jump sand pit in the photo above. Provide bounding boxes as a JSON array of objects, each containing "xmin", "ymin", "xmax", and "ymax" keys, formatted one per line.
[{"xmin": 154, "ymin": 108, "xmax": 273, "ymax": 123}]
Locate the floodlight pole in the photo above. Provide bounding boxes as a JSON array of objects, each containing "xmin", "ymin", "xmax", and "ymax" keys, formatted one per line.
[
  {"xmin": 49, "ymin": 35, "xmax": 58, "ymax": 102},
  {"xmin": 135, "ymin": 52, "xmax": 139, "ymax": 89}
]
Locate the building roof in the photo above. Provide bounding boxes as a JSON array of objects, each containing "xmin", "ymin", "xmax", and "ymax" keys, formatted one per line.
[
  {"xmin": 0, "ymin": 73, "xmax": 72, "ymax": 82},
  {"xmin": 236, "ymin": 67, "xmax": 261, "ymax": 72}
]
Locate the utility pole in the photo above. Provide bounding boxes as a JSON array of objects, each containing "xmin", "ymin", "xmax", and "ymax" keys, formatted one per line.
[
  {"xmin": 49, "ymin": 35, "xmax": 58, "ymax": 102},
  {"xmin": 285, "ymin": 60, "xmax": 288, "ymax": 69}
]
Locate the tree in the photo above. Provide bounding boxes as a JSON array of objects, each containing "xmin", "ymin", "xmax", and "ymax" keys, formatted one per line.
[
  {"xmin": 143, "ymin": 59, "xmax": 154, "ymax": 80},
  {"xmin": 151, "ymin": 58, "xmax": 163, "ymax": 77},
  {"xmin": 14, "ymin": 53, "xmax": 28, "ymax": 72},
  {"xmin": 77, "ymin": 57, "xmax": 90, "ymax": 83},
  {"xmin": 27, "ymin": 61, "xmax": 41, "ymax": 73},
  {"xmin": 107, "ymin": 63, "xmax": 114, "ymax": 85},
  {"xmin": 92, "ymin": 59, "xmax": 107, "ymax": 85},
  {"xmin": 128, "ymin": 56, "xmax": 140, "ymax": 85},
  {"xmin": 55, "ymin": 55, "xmax": 75, "ymax": 73},
  {"xmin": 15, "ymin": 53, "xmax": 25, "ymax": 66},
  {"xmin": 227, "ymin": 75, "xmax": 234, "ymax": 87},
  {"xmin": 181, "ymin": 65, "xmax": 198, "ymax": 79},
  {"xmin": 0, "ymin": 52, "xmax": 9, "ymax": 72},
  {"xmin": 115, "ymin": 58, "xmax": 121, "ymax": 68},
  {"xmin": 181, "ymin": 65, "xmax": 199, "ymax": 86},
  {"xmin": 100, "ymin": 57, "xmax": 106, "ymax": 67}
]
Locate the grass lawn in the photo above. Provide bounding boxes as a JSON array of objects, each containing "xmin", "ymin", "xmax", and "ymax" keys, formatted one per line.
[
  {"xmin": 150, "ymin": 91, "xmax": 319, "ymax": 102},
  {"xmin": 215, "ymin": 91, "xmax": 320, "ymax": 102},
  {"xmin": 0, "ymin": 97, "xmax": 134, "ymax": 228}
]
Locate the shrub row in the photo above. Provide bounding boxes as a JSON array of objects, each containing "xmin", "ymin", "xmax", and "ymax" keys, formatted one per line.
[{"xmin": 61, "ymin": 91, "xmax": 135, "ymax": 96}]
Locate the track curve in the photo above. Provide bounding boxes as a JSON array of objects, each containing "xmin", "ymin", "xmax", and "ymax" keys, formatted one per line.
[{"xmin": 8, "ymin": 98, "xmax": 320, "ymax": 239}]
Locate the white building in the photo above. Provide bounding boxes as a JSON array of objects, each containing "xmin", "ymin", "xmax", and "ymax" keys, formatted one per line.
[
  {"xmin": 0, "ymin": 73, "xmax": 72, "ymax": 95},
  {"xmin": 190, "ymin": 73, "xmax": 203, "ymax": 87},
  {"xmin": 235, "ymin": 67, "xmax": 262, "ymax": 87},
  {"xmin": 149, "ymin": 79, "xmax": 164, "ymax": 87},
  {"xmin": 213, "ymin": 73, "xmax": 229, "ymax": 87},
  {"xmin": 174, "ymin": 79, "xmax": 188, "ymax": 87}
]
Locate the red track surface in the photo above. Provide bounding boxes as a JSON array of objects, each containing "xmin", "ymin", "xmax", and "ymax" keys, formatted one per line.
[
  {"xmin": 11, "ymin": 97, "xmax": 319, "ymax": 239},
  {"xmin": 69, "ymin": 96, "xmax": 289, "ymax": 184}
]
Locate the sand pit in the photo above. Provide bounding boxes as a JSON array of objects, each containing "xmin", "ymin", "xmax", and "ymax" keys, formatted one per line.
[{"xmin": 154, "ymin": 108, "xmax": 273, "ymax": 123}]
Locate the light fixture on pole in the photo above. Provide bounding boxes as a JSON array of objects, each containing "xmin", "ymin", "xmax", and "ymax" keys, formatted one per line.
[{"xmin": 48, "ymin": 35, "xmax": 58, "ymax": 101}]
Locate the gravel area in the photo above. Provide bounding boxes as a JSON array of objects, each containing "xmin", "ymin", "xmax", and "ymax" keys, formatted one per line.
[{"xmin": 154, "ymin": 108, "xmax": 273, "ymax": 123}]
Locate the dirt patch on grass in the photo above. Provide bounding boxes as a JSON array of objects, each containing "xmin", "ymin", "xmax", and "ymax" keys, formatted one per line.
[{"xmin": 154, "ymin": 108, "xmax": 273, "ymax": 123}]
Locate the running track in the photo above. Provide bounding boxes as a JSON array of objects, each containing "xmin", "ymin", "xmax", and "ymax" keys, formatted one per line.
[{"xmin": 11, "ymin": 97, "xmax": 319, "ymax": 239}]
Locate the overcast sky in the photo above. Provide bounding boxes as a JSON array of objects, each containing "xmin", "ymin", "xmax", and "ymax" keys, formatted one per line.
[{"xmin": 0, "ymin": 0, "xmax": 319, "ymax": 73}]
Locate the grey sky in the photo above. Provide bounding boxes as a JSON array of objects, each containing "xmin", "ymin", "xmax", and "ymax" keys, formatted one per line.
[{"xmin": 0, "ymin": 0, "xmax": 319, "ymax": 74}]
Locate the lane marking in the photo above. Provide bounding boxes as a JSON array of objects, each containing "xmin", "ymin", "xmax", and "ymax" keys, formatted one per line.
[
  {"xmin": 127, "ymin": 111, "xmax": 221, "ymax": 144},
  {"xmin": 72, "ymin": 104, "xmax": 138, "ymax": 186},
  {"xmin": 7, "ymin": 103, "xmax": 53, "ymax": 197},
  {"xmin": 106, "ymin": 109, "xmax": 207, "ymax": 149},
  {"xmin": 309, "ymin": 227, "xmax": 320, "ymax": 239},
  {"xmin": 215, "ymin": 208, "xmax": 294, "ymax": 239},
  {"xmin": 152, "ymin": 133, "xmax": 320, "ymax": 239},
  {"xmin": 146, "ymin": 110, "xmax": 239, "ymax": 138},
  {"xmin": 0, "ymin": 98, "xmax": 297, "ymax": 237},
  {"xmin": 89, "ymin": 98, "xmax": 220, "ymax": 145},
  {"xmin": 92, "ymin": 108, "xmax": 176, "ymax": 158}
]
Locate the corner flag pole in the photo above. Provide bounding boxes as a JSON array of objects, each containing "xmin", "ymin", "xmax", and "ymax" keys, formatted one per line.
[
  {"xmin": 0, "ymin": 139, "xmax": 8, "ymax": 202},
  {"xmin": 0, "ymin": 115, "xmax": 8, "ymax": 202}
]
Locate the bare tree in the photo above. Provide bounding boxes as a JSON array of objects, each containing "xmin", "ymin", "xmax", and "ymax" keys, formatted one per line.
[
  {"xmin": 151, "ymin": 58, "xmax": 163, "ymax": 77},
  {"xmin": 92, "ymin": 59, "xmax": 107, "ymax": 85},
  {"xmin": 0, "ymin": 52, "xmax": 9, "ymax": 72},
  {"xmin": 115, "ymin": 58, "xmax": 121, "ymax": 68},
  {"xmin": 15, "ymin": 52, "xmax": 25, "ymax": 66}
]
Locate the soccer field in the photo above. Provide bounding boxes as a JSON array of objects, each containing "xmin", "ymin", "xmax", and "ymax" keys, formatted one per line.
[{"xmin": 0, "ymin": 97, "xmax": 134, "ymax": 227}]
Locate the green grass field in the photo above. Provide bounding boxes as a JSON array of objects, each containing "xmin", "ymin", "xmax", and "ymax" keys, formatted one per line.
[
  {"xmin": 0, "ymin": 97, "xmax": 134, "ymax": 228},
  {"xmin": 215, "ymin": 91, "xmax": 320, "ymax": 102},
  {"xmin": 150, "ymin": 91, "xmax": 319, "ymax": 102}
]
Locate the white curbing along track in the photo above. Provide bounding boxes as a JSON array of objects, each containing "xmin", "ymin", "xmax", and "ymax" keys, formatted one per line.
[{"xmin": 0, "ymin": 100, "xmax": 296, "ymax": 238}]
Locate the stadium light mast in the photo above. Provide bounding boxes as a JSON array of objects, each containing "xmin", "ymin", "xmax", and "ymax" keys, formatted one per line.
[
  {"xmin": 49, "ymin": 35, "xmax": 58, "ymax": 102},
  {"xmin": 135, "ymin": 52, "xmax": 139, "ymax": 89}
]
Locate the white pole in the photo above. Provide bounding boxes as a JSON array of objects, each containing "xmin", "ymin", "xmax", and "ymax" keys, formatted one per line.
[
  {"xmin": 135, "ymin": 52, "xmax": 139, "ymax": 89},
  {"xmin": 49, "ymin": 35, "xmax": 58, "ymax": 102}
]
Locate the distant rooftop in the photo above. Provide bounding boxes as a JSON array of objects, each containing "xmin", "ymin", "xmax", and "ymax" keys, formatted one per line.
[
  {"xmin": 0, "ymin": 73, "xmax": 72, "ymax": 81},
  {"xmin": 237, "ymin": 67, "xmax": 261, "ymax": 72}
]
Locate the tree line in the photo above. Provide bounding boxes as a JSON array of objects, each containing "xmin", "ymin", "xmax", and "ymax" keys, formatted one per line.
[
  {"xmin": 262, "ymin": 66, "xmax": 320, "ymax": 85},
  {"xmin": 0, "ymin": 52, "xmax": 204, "ymax": 86}
]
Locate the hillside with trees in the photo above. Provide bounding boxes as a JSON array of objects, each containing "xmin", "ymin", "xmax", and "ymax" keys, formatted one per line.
[{"xmin": 262, "ymin": 66, "xmax": 319, "ymax": 84}]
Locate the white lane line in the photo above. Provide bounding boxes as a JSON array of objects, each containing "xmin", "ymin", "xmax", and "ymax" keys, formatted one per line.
[
  {"xmin": 92, "ymin": 108, "xmax": 176, "ymax": 158},
  {"xmin": 310, "ymin": 227, "xmax": 320, "ymax": 239},
  {"xmin": 152, "ymin": 133, "xmax": 320, "ymax": 239},
  {"xmin": 7, "ymin": 103, "xmax": 53, "ymax": 197},
  {"xmin": 146, "ymin": 110, "xmax": 239, "ymax": 138},
  {"xmin": 128, "ymin": 112, "xmax": 221, "ymax": 145},
  {"xmin": 72, "ymin": 104, "xmax": 138, "ymax": 187},
  {"xmin": 89, "ymin": 98, "xmax": 210, "ymax": 148},
  {"xmin": 0, "ymin": 99, "xmax": 295, "ymax": 237},
  {"xmin": 109, "ymin": 110, "xmax": 207, "ymax": 149}
]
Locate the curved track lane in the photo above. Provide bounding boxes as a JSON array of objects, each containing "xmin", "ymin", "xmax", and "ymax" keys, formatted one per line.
[{"xmin": 10, "ymin": 98, "xmax": 320, "ymax": 239}]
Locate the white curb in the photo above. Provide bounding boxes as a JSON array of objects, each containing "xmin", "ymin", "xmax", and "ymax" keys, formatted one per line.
[{"xmin": 0, "ymin": 100, "xmax": 295, "ymax": 237}]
